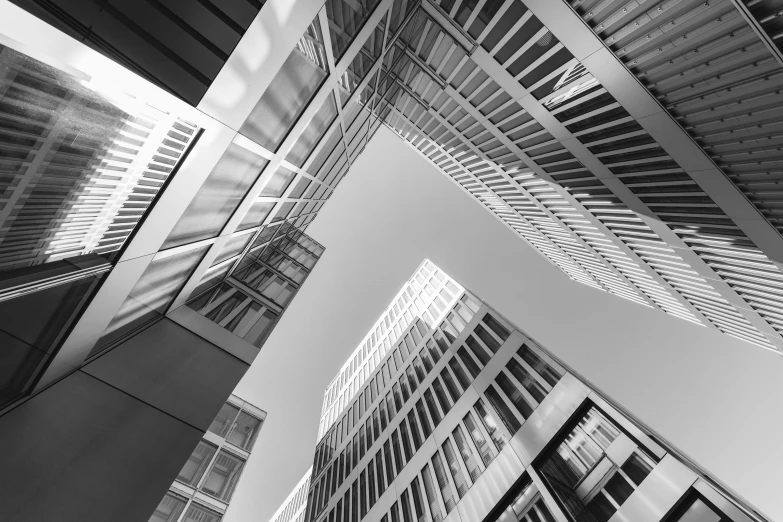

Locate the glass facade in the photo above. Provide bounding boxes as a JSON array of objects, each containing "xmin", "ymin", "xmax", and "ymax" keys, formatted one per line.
[
  {"xmin": 150, "ymin": 395, "xmax": 266, "ymax": 522},
  {"xmin": 302, "ymin": 261, "xmax": 765, "ymax": 522}
]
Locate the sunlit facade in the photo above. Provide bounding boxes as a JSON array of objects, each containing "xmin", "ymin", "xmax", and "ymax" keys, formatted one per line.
[
  {"xmin": 149, "ymin": 395, "xmax": 266, "ymax": 522},
  {"xmin": 303, "ymin": 260, "xmax": 771, "ymax": 522},
  {"xmin": 1, "ymin": 0, "xmax": 783, "ymax": 521}
]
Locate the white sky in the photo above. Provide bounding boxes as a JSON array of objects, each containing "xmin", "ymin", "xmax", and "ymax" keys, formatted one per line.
[{"xmin": 225, "ymin": 126, "xmax": 783, "ymax": 522}]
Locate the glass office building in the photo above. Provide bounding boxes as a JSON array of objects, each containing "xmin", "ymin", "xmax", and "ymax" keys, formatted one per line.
[
  {"xmin": 0, "ymin": 0, "xmax": 782, "ymax": 520},
  {"xmin": 150, "ymin": 395, "xmax": 267, "ymax": 522},
  {"xmin": 303, "ymin": 260, "xmax": 771, "ymax": 522},
  {"xmin": 6, "ymin": 0, "xmax": 783, "ymax": 359}
]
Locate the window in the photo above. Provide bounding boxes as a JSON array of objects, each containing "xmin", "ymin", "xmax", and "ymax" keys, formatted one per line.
[
  {"xmin": 177, "ymin": 441, "xmax": 217, "ymax": 487},
  {"xmin": 452, "ymin": 425, "xmax": 482, "ymax": 482},
  {"xmin": 556, "ymin": 408, "xmax": 621, "ymax": 479},
  {"xmin": 424, "ymin": 389, "xmax": 443, "ymax": 426},
  {"xmin": 666, "ymin": 491, "xmax": 732, "ymax": 522},
  {"xmin": 209, "ymin": 403, "xmax": 241, "ymax": 438},
  {"xmin": 163, "ymin": 143, "xmax": 268, "ymax": 249},
  {"xmin": 496, "ymin": 371, "xmax": 534, "ymax": 419},
  {"xmin": 457, "ymin": 347, "xmax": 482, "ymax": 378},
  {"xmin": 465, "ymin": 335, "xmax": 491, "ymax": 366},
  {"xmin": 240, "ymin": 18, "xmax": 328, "ymax": 152},
  {"xmin": 483, "ymin": 314, "xmax": 510, "ymax": 341},
  {"xmin": 463, "ymin": 411, "xmax": 496, "ymax": 466},
  {"xmin": 432, "ymin": 452, "xmax": 457, "ymax": 513},
  {"xmin": 227, "ymin": 411, "xmax": 263, "ymax": 451},
  {"xmin": 421, "ymin": 463, "xmax": 444, "ymax": 522},
  {"xmin": 442, "ymin": 439, "xmax": 469, "ymax": 498},
  {"xmin": 261, "ymin": 166, "xmax": 297, "ymax": 197},
  {"xmin": 517, "ymin": 345, "xmax": 561, "ymax": 387},
  {"xmin": 586, "ymin": 452, "xmax": 654, "ymax": 522},
  {"xmin": 181, "ymin": 504, "xmax": 222, "ymax": 522},
  {"xmin": 476, "ymin": 396, "xmax": 510, "ymax": 448},
  {"xmin": 201, "ymin": 450, "xmax": 245, "ymax": 502},
  {"xmin": 474, "ymin": 324, "xmax": 500, "ymax": 353},
  {"xmin": 416, "ymin": 399, "xmax": 433, "ymax": 438},
  {"xmin": 148, "ymin": 492, "xmax": 186, "ymax": 522}
]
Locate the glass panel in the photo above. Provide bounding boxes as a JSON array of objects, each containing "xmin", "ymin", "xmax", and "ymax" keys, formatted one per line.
[
  {"xmin": 261, "ymin": 166, "xmax": 297, "ymax": 197},
  {"xmin": 227, "ymin": 411, "xmax": 263, "ymax": 451},
  {"xmin": 0, "ymin": 273, "xmax": 103, "ymax": 408},
  {"xmin": 201, "ymin": 450, "xmax": 245, "ymax": 502},
  {"xmin": 182, "ymin": 504, "xmax": 222, "ymax": 522},
  {"xmin": 463, "ymin": 411, "xmax": 495, "ymax": 465},
  {"xmin": 0, "ymin": 44, "xmax": 198, "ymax": 271},
  {"xmin": 240, "ymin": 18, "xmax": 328, "ymax": 151},
  {"xmin": 518, "ymin": 345, "xmax": 561, "ymax": 387},
  {"xmin": 94, "ymin": 245, "xmax": 208, "ymax": 353},
  {"xmin": 431, "ymin": 452, "xmax": 457, "ymax": 513},
  {"xmin": 325, "ymin": 0, "xmax": 383, "ymax": 61},
  {"xmin": 507, "ymin": 358, "xmax": 547, "ymax": 403},
  {"xmin": 286, "ymin": 93, "xmax": 339, "ymax": 167},
  {"xmin": 621, "ymin": 453, "xmax": 653, "ymax": 487},
  {"xmin": 676, "ymin": 498, "xmax": 723, "ymax": 522},
  {"xmin": 604, "ymin": 472, "xmax": 634, "ymax": 506},
  {"xmin": 289, "ymin": 177, "xmax": 311, "ymax": 199},
  {"xmin": 177, "ymin": 440, "xmax": 217, "ymax": 486},
  {"xmin": 163, "ymin": 143, "xmax": 268, "ymax": 249},
  {"xmin": 452, "ymin": 425, "xmax": 481, "ymax": 482},
  {"xmin": 496, "ymin": 371, "xmax": 533, "ymax": 419},
  {"xmin": 208, "ymin": 402, "xmax": 240, "ymax": 437},
  {"xmin": 442, "ymin": 439, "xmax": 469, "ymax": 498},
  {"xmin": 211, "ymin": 233, "xmax": 253, "ymax": 266},
  {"xmin": 587, "ymin": 492, "xmax": 617, "ymax": 522},
  {"xmin": 485, "ymin": 385, "xmax": 521, "ymax": 434},
  {"xmin": 237, "ymin": 200, "xmax": 276, "ymax": 231},
  {"xmin": 421, "ymin": 464, "xmax": 444, "ymax": 522},
  {"xmin": 148, "ymin": 493, "xmax": 186, "ymax": 522},
  {"xmin": 339, "ymin": 26, "xmax": 384, "ymax": 105}
]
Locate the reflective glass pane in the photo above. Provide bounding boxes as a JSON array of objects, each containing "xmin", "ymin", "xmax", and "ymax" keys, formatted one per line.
[
  {"xmin": 211, "ymin": 232, "xmax": 253, "ymax": 267},
  {"xmin": 163, "ymin": 143, "xmax": 268, "ymax": 249},
  {"xmin": 339, "ymin": 26, "xmax": 384, "ymax": 105},
  {"xmin": 289, "ymin": 177, "xmax": 311, "ymax": 199},
  {"xmin": 148, "ymin": 493, "xmax": 186, "ymax": 522},
  {"xmin": 260, "ymin": 166, "xmax": 296, "ymax": 197},
  {"xmin": 238, "ymin": 200, "xmax": 276, "ymax": 232},
  {"xmin": 177, "ymin": 440, "xmax": 217, "ymax": 486},
  {"xmin": 285, "ymin": 93, "xmax": 339, "ymax": 167},
  {"xmin": 272, "ymin": 202, "xmax": 296, "ymax": 222},
  {"xmin": 182, "ymin": 504, "xmax": 222, "ymax": 522},
  {"xmin": 208, "ymin": 402, "xmax": 240, "ymax": 437},
  {"xmin": 240, "ymin": 18, "xmax": 328, "ymax": 151},
  {"xmin": 94, "ymin": 245, "xmax": 208, "ymax": 353},
  {"xmin": 201, "ymin": 450, "xmax": 245, "ymax": 502},
  {"xmin": 227, "ymin": 411, "xmax": 263, "ymax": 451},
  {"xmin": 0, "ymin": 44, "xmax": 198, "ymax": 272},
  {"xmin": 326, "ymin": 0, "xmax": 383, "ymax": 61}
]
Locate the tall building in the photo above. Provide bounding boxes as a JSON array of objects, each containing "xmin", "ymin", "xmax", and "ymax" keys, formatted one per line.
[
  {"xmin": 0, "ymin": 0, "xmax": 781, "ymax": 520},
  {"xmin": 270, "ymin": 468, "xmax": 314, "ymax": 522},
  {"xmin": 303, "ymin": 260, "xmax": 770, "ymax": 522},
  {"xmin": 6, "ymin": 0, "xmax": 783, "ymax": 357},
  {"xmin": 150, "ymin": 395, "xmax": 267, "ymax": 522}
]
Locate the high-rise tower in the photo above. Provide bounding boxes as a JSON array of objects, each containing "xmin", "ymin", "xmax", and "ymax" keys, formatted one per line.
[{"xmin": 303, "ymin": 260, "xmax": 769, "ymax": 522}]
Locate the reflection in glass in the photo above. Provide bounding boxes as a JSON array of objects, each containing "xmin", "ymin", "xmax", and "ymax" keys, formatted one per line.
[
  {"xmin": 177, "ymin": 440, "xmax": 217, "ymax": 486},
  {"xmin": 240, "ymin": 18, "xmax": 328, "ymax": 152},
  {"xmin": 285, "ymin": 93, "xmax": 339, "ymax": 167},
  {"xmin": 0, "ymin": 271, "xmax": 105, "ymax": 408},
  {"xmin": 326, "ymin": 0, "xmax": 384, "ymax": 61},
  {"xmin": 211, "ymin": 232, "xmax": 253, "ymax": 267},
  {"xmin": 237, "ymin": 200, "xmax": 276, "ymax": 232},
  {"xmin": 339, "ymin": 27, "xmax": 384, "ymax": 105},
  {"xmin": 201, "ymin": 450, "xmax": 245, "ymax": 502},
  {"xmin": 163, "ymin": 143, "xmax": 268, "ymax": 249},
  {"xmin": 181, "ymin": 504, "xmax": 222, "ymax": 522},
  {"xmin": 148, "ymin": 493, "xmax": 187, "ymax": 522},
  {"xmin": 227, "ymin": 411, "xmax": 263, "ymax": 451},
  {"xmin": 272, "ymin": 202, "xmax": 296, "ymax": 222},
  {"xmin": 261, "ymin": 166, "xmax": 296, "ymax": 197},
  {"xmin": 0, "ymin": 44, "xmax": 199, "ymax": 272},
  {"xmin": 208, "ymin": 402, "xmax": 240, "ymax": 437},
  {"xmin": 93, "ymin": 245, "xmax": 208, "ymax": 354}
]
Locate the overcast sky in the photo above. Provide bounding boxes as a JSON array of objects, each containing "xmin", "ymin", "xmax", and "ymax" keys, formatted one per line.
[{"xmin": 224, "ymin": 126, "xmax": 783, "ymax": 522}]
